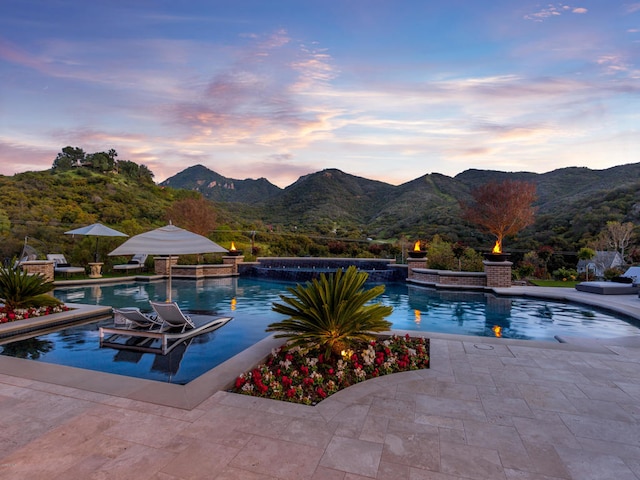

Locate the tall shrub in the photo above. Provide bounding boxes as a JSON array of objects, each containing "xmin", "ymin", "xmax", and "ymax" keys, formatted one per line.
[{"xmin": 268, "ymin": 266, "xmax": 393, "ymax": 359}]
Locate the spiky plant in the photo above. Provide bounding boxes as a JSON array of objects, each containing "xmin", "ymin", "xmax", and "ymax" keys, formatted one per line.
[
  {"xmin": 267, "ymin": 266, "xmax": 393, "ymax": 359},
  {"xmin": 0, "ymin": 265, "xmax": 60, "ymax": 311}
]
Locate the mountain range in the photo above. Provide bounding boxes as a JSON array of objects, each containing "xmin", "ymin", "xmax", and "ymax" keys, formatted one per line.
[{"xmin": 160, "ymin": 163, "xmax": 640, "ymax": 249}]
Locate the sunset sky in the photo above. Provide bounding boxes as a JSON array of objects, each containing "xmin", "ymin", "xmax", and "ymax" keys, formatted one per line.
[{"xmin": 1, "ymin": 1, "xmax": 638, "ymax": 187}]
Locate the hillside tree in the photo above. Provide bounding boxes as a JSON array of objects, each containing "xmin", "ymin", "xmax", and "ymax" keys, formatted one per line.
[
  {"xmin": 601, "ymin": 221, "xmax": 634, "ymax": 262},
  {"xmin": 461, "ymin": 179, "xmax": 537, "ymax": 251},
  {"xmin": 52, "ymin": 146, "xmax": 86, "ymax": 170},
  {"xmin": 165, "ymin": 197, "xmax": 217, "ymax": 236}
]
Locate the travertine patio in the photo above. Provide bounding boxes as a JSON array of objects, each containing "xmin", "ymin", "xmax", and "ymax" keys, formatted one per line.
[{"xmin": 0, "ymin": 288, "xmax": 639, "ymax": 479}]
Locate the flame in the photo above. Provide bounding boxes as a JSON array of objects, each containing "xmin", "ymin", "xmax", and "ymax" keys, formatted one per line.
[
  {"xmin": 492, "ymin": 325, "xmax": 502, "ymax": 338},
  {"xmin": 491, "ymin": 240, "xmax": 502, "ymax": 254},
  {"xmin": 231, "ymin": 297, "xmax": 237, "ymax": 311},
  {"xmin": 414, "ymin": 309, "xmax": 421, "ymax": 324},
  {"xmin": 230, "ymin": 242, "xmax": 237, "ymax": 251},
  {"xmin": 413, "ymin": 241, "xmax": 421, "ymax": 252}
]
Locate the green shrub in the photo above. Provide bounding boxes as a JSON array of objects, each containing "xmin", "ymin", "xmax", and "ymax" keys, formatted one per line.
[
  {"xmin": 0, "ymin": 265, "xmax": 60, "ymax": 311},
  {"xmin": 268, "ymin": 266, "xmax": 393, "ymax": 359},
  {"xmin": 552, "ymin": 267, "xmax": 578, "ymax": 281}
]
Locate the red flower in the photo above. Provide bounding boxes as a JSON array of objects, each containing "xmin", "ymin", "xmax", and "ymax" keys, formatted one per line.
[
  {"xmin": 327, "ymin": 368, "xmax": 334, "ymax": 375},
  {"xmin": 300, "ymin": 365, "xmax": 309, "ymax": 375},
  {"xmin": 282, "ymin": 376, "xmax": 292, "ymax": 388},
  {"xmin": 286, "ymin": 388, "xmax": 297, "ymax": 398},
  {"xmin": 235, "ymin": 377, "xmax": 245, "ymax": 388},
  {"xmin": 316, "ymin": 387, "xmax": 327, "ymax": 398},
  {"xmin": 318, "ymin": 353, "xmax": 324, "ymax": 363},
  {"xmin": 303, "ymin": 377, "xmax": 313, "ymax": 386}
]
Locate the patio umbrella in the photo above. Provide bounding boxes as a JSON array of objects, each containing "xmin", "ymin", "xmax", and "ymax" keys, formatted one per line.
[
  {"xmin": 65, "ymin": 223, "xmax": 128, "ymax": 263},
  {"xmin": 108, "ymin": 223, "xmax": 227, "ymax": 301}
]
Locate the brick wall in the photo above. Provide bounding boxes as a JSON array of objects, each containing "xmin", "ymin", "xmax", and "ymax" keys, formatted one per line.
[
  {"xmin": 20, "ymin": 261, "xmax": 54, "ymax": 283},
  {"xmin": 483, "ymin": 261, "xmax": 513, "ymax": 288}
]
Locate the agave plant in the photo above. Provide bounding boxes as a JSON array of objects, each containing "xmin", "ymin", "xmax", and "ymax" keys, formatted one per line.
[
  {"xmin": 268, "ymin": 266, "xmax": 393, "ymax": 359},
  {"xmin": 0, "ymin": 264, "xmax": 60, "ymax": 311}
]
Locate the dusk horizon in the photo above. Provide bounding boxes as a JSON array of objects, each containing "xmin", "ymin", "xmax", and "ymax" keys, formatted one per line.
[{"xmin": 2, "ymin": 1, "xmax": 639, "ymax": 188}]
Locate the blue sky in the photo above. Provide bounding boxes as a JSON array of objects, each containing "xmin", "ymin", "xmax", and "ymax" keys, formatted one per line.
[{"xmin": 1, "ymin": 1, "xmax": 638, "ymax": 187}]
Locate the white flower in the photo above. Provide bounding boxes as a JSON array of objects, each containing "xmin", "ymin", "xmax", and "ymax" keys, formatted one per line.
[{"xmin": 279, "ymin": 359, "xmax": 292, "ymax": 370}]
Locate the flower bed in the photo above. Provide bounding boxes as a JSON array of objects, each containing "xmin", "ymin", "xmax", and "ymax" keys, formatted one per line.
[
  {"xmin": 233, "ymin": 334, "xmax": 430, "ymax": 405},
  {"xmin": 0, "ymin": 305, "xmax": 70, "ymax": 323}
]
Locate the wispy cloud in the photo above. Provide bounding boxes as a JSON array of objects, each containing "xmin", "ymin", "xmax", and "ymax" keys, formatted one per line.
[{"xmin": 524, "ymin": 3, "xmax": 588, "ymax": 22}]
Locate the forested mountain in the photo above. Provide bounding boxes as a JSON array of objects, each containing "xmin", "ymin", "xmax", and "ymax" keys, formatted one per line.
[
  {"xmin": 1, "ymin": 161, "xmax": 640, "ymax": 264},
  {"xmin": 160, "ymin": 163, "xmax": 640, "ymax": 251},
  {"xmin": 160, "ymin": 164, "xmax": 281, "ymax": 203}
]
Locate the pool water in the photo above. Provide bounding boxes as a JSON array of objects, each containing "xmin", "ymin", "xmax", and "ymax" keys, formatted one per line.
[{"xmin": 1, "ymin": 278, "xmax": 638, "ymax": 384}]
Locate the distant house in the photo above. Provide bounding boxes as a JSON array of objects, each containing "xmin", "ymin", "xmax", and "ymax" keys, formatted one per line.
[{"xmin": 577, "ymin": 251, "xmax": 624, "ymax": 278}]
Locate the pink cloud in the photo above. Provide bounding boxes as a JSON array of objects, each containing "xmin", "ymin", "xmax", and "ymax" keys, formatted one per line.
[{"xmin": 0, "ymin": 141, "xmax": 57, "ymax": 175}]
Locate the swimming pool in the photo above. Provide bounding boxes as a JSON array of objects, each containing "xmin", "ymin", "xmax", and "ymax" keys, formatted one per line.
[{"xmin": 1, "ymin": 278, "xmax": 638, "ymax": 384}]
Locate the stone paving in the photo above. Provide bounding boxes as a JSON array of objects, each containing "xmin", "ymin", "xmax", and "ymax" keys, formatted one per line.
[{"xmin": 0, "ymin": 331, "xmax": 639, "ymax": 479}]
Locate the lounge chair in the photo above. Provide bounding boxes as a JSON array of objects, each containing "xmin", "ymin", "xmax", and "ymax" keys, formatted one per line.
[
  {"xmin": 575, "ymin": 281, "xmax": 639, "ymax": 295},
  {"xmin": 150, "ymin": 301, "xmax": 196, "ymax": 332},
  {"xmin": 113, "ymin": 307, "xmax": 163, "ymax": 330},
  {"xmin": 47, "ymin": 254, "xmax": 85, "ymax": 276},
  {"xmin": 113, "ymin": 254, "xmax": 148, "ymax": 274}
]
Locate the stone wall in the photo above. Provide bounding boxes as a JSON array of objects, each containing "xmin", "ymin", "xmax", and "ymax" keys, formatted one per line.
[
  {"xmin": 20, "ymin": 261, "xmax": 55, "ymax": 283},
  {"xmin": 410, "ymin": 268, "xmax": 487, "ymax": 288},
  {"xmin": 408, "ymin": 261, "xmax": 512, "ymax": 289},
  {"xmin": 154, "ymin": 255, "xmax": 243, "ymax": 279}
]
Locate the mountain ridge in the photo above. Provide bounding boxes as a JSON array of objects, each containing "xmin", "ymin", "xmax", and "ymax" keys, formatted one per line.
[{"xmin": 161, "ymin": 162, "xmax": 640, "ymax": 248}]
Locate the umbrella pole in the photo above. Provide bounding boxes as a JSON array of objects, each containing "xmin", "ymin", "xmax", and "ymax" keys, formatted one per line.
[
  {"xmin": 167, "ymin": 254, "xmax": 172, "ymax": 302},
  {"xmin": 94, "ymin": 237, "xmax": 99, "ymax": 263}
]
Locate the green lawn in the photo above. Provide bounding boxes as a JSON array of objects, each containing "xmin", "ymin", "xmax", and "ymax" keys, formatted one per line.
[{"xmin": 528, "ymin": 279, "xmax": 579, "ymax": 288}]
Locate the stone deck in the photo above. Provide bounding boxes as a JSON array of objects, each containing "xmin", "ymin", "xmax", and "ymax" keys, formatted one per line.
[{"xmin": 0, "ymin": 289, "xmax": 639, "ymax": 478}]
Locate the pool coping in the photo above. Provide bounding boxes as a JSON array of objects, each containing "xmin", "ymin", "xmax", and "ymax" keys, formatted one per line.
[{"xmin": 1, "ymin": 285, "xmax": 640, "ymax": 410}]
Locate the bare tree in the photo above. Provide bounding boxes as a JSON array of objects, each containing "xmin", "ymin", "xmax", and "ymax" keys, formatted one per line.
[
  {"xmin": 461, "ymin": 180, "xmax": 537, "ymax": 251},
  {"xmin": 165, "ymin": 197, "xmax": 217, "ymax": 236},
  {"xmin": 601, "ymin": 221, "xmax": 634, "ymax": 263}
]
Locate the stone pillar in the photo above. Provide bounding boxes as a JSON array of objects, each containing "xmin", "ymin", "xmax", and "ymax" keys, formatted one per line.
[
  {"xmin": 88, "ymin": 262, "xmax": 103, "ymax": 278},
  {"xmin": 154, "ymin": 256, "xmax": 178, "ymax": 275},
  {"xmin": 223, "ymin": 255, "xmax": 244, "ymax": 274},
  {"xmin": 483, "ymin": 261, "xmax": 513, "ymax": 288},
  {"xmin": 20, "ymin": 260, "xmax": 55, "ymax": 283},
  {"xmin": 407, "ymin": 258, "xmax": 427, "ymax": 280}
]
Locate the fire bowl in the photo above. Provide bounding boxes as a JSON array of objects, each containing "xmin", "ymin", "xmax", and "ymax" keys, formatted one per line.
[
  {"xmin": 227, "ymin": 250, "xmax": 243, "ymax": 256},
  {"xmin": 484, "ymin": 253, "xmax": 510, "ymax": 262},
  {"xmin": 408, "ymin": 251, "xmax": 427, "ymax": 259}
]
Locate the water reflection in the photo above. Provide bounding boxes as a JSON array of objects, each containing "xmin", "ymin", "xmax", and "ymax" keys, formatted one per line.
[
  {"xmin": 2, "ymin": 277, "xmax": 634, "ymax": 385},
  {"xmin": 1, "ymin": 338, "xmax": 54, "ymax": 359}
]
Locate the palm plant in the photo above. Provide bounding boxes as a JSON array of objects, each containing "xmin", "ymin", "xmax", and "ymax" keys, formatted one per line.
[
  {"xmin": 0, "ymin": 265, "xmax": 60, "ymax": 311},
  {"xmin": 268, "ymin": 266, "xmax": 393, "ymax": 359}
]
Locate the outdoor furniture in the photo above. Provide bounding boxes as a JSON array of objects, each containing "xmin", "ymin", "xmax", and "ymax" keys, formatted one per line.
[
  {"xmin": 575, "ymin": 281, "xmax": 639, "ymax": 295},
  {"xmin": 150, "ymin": 301, "xmax": 196, "ymax": 332},
  {"xmin": 113, "ymin": 254, "xmax": 148, "ymax": 274},
  {"xmin": 113, "ymin": 307, "xmax": 163, "ymax": 330},
  {"xmin": 46, "ymin": 254, "xmax": 84, "ymax": 276}
]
